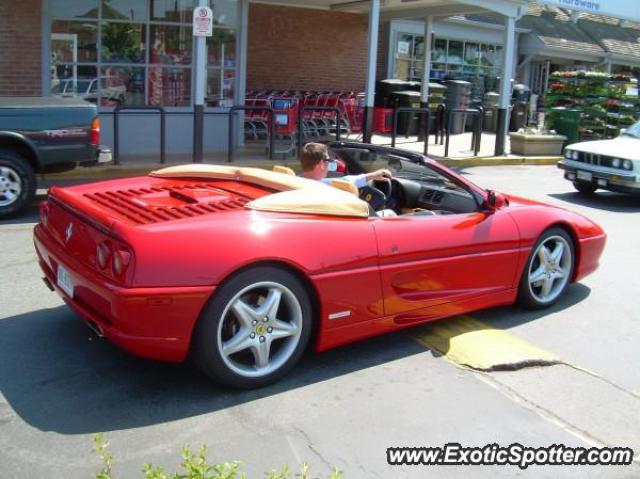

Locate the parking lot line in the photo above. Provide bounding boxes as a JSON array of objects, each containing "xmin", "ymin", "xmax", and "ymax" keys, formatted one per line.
[{"xmin": 408, "ymin": 315, "xmax": 561, "ymax": 371}]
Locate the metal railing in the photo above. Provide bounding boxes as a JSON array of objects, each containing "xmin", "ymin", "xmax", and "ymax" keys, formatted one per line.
[
  {"xmin": 443, "ymin": 108, "xmax": 484, "ymax": 158},
  {"xmin": 227, "ymin": 105, "xmax": 275, "ymax": 163},
  {"xmin": 296, "ymin": 106, "xmax": 342, "ymax": 157},
  {"xmin": 113, "ymin": 105, "xmax": 166, "ymax": 165},
  {"xmin": 391, "ymin": 107, "xmax": 431, "ymax": 156}
]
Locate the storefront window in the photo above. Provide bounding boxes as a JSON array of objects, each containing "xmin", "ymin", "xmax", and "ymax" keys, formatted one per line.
[
  {"xmin": 394, "ymin": 33, "xmax": 431, "ymax": 81},
  {"xmin": 447, "ymin": 41, "xmax": 463, "ymax": 65},
  {"xmin": 101, "ymin": 66, "xmax": 145, "ymax": 106},
  {"xmin": 432, "ymin": 39, "xmax": 447, "ymax": 63},
  {"xmin": 102, "ymin": 0, "xmax": 147, "ymax": 21},
  {"xmin": 149, "ymin": 67, "xmax": 191, "ymax": 106},
  {"xmin": 51, "ymin": 0, "xmax": 98, "ymax": 19},
  {"xmin": 50, "ymin": 0, "xmax": 239, "ymax": 109},
  {"xmin": 51, "ymin": 21, "xmax": 98, "ymax": 63},
  {"xmin": 394, "ymin": 35, "xmax": 502, "ymax": 84},
  {"xmin": 151, "ymin": 0, "xmax": 195, "ymax": 22},
  {"xmin": 207, "ymin": 30, "xmax": 236, "ymax": 68},
  {"xmin": 206, "ymin": 68, "xmax": 235, "ymax": 107},
  {"xmin": 150, "ymin": 25, "xmax": 193, "ymax": 64},
  {"xmin": 465, "ymin": 43, "xmax": 479, "ymax": 65},
  {"xmin": 212, "ymin": 0, "xmax": 239, "ymax": 27},
  {"xmin": 51, "ymin": 65, "xmax": 98, "ymax": 96},
  {"xmin": 101, "ymin": 22, "xmax": 146, "ymax": 63}
]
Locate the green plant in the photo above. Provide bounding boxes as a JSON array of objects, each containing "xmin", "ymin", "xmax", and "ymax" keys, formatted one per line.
[
  {"xmin": 92, "ymin": 434, "xmax": 342, "ymax": 479},
  {"xmin": 93, "ymin": 434, "xmax": 115, "ymax": 479}
]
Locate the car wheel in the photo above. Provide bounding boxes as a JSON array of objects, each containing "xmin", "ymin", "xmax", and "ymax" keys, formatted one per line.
[
  {"xmin": 192, "ymin": 266, "xmax": 313, "ymax": 388},
  {"xmin": 517, "ymin": 228, "xmax": 574, "ymax": 310},
  {"xmin": 573, "ymin": 181, "xmax": 597, "ymax": 194},
  {"xmin": 0, "ymin": 150, "xmax": 36, "ymax": 218}
]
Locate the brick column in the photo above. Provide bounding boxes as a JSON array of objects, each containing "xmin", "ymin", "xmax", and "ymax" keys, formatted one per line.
[{"xmin": 0, "ymin": 0, "xmax": 43, "ymax": 96}]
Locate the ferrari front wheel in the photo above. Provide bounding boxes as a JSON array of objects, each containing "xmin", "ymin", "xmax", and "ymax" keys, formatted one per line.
[
  {"xmin": 517, "ymin": 228, "xmax": 574, "ymax": 310},
  {"xmin": 193, "ymin": 266, "xmax": 312, "ymax": 388}
]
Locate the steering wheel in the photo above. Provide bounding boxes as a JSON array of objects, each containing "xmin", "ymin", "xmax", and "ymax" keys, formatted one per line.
[{"xmin": 359, "ymin": 179, "xmax": 392, "ymax": 211}]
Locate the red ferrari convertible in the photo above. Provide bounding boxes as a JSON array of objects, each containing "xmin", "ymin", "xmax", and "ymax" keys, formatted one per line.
[{"xmin": 34, "ymin": 142, "xmax": 606, "ymax": 388}]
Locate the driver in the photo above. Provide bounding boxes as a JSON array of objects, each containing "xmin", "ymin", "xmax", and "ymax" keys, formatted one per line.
[{"xmin": 299, "ymin": 142, "xmax": 392, "ymax": 187}]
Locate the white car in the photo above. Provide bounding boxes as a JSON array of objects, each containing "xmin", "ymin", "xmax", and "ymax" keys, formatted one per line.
[
  {"xmin": 53, "ymin": 77, "xmax": 126, "ymax": 104},
  {"xmin": 558, "ymin": 120, "xmax": 640, "ymax": 194}
]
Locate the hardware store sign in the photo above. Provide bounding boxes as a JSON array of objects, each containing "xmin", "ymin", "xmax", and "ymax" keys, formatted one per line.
[{"xmin": 540, "ymin": 0, "xmax": 639, "ymax": 21}]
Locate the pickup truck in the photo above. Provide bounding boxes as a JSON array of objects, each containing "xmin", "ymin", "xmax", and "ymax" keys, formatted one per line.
[{"xmin": 0, "ymin": 97, "xmax": 111, "ymax": 217}]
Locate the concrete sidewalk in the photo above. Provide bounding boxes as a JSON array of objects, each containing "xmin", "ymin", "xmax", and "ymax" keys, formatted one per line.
[{"xmin": 40, "ymin": 132, "xmax": 562, "ymax": 180}]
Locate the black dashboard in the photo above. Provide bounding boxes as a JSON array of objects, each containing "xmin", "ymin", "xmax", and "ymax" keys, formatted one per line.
[{"xmin": 389, "ymin": 177, "xmax": 479, "ymax": 214}]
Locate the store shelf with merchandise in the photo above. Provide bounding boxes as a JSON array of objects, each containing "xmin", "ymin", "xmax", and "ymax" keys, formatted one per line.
[{"xmin": 544, "ymin": 72, "xmax": 640, "ymax": 141}]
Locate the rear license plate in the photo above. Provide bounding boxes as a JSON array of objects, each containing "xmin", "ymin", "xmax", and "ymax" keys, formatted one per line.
[
  {"xmin": 57, "ymin": 264, "xmax": 74, "ymax": 298},
  {"xmin": 577, "ymin": 171, "xmax": 593, "ymax": 181}
]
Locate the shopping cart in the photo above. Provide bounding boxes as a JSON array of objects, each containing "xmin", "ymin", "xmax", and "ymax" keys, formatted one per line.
[{"xmin": 271, "ymin": 97, "xmax": 299, "ymax": 157}]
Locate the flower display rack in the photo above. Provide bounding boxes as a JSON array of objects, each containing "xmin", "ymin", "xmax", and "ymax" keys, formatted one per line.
[{"xmin": 544, "ymin": 71, "xmax": 639, "ymax": 141}]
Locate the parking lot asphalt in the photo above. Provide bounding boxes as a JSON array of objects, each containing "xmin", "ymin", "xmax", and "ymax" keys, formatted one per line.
[{"xmin": 1, "ymin": 165, "xmax": 639, "ymax": 478}]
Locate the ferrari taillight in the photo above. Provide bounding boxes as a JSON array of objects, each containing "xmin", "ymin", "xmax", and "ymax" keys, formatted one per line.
[
  {"xmin": 96, "ymin": 241, "xmax": 111, "ymax": 270},
  {"xmin": 96, "ymin": 239, "xmax": 133, "ymax": 283},
  {"xmin": 112, "ymin": 247, "xmax": 131, "ymax": 277},
  {"xmin": 90, "ymin": 117, "xmax": 100, "ymax": 146}
]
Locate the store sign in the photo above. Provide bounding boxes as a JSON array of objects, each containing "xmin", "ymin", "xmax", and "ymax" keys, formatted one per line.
[
  {"xmin": 193, "ymin": 6, "xmax": 213, "ymax": 37},
  {"xmin": 397, "ymin": 41, "xmax": 410, "ymax": 55},
  {"xmin": 539, "ymin": 0, "xmax": 640, "ymax": 22}
]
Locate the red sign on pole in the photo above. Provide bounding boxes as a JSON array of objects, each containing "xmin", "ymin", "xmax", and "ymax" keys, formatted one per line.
[{"xmin": 193, "ymin": 7, "xmax": 213, "ymax": 37}]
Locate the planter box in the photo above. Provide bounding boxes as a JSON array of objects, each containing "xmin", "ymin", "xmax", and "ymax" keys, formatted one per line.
[{"xmin": 509, "ymin": 132, "xmax": 567, "ymax": 156}]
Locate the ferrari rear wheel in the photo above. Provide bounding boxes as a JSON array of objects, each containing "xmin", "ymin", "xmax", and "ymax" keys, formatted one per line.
[
  {"xmin": 517, "ymin": 228, "xmax": 574, "ymax": 310},
  {"xmin": 192, "ymin": 266, "xmax": 312, "ymax": 388}
]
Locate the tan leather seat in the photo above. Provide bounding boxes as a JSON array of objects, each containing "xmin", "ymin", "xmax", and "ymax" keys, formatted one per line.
[
  {"xmin": 330, "ymin": 179, "xmax": 359, "ymax": 197},
  {"xmin": 272, "ymin": 165, "xmax": 296, "ymax": 176},
  {"xmin": 150, "ymin": 164, "xmax": 322, "ymax": 192}
]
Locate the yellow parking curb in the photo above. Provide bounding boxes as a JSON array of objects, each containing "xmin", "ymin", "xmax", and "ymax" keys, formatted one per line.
[{"xmin": 409, "ymin": 315, "xmax": 560, "ymax": 371}]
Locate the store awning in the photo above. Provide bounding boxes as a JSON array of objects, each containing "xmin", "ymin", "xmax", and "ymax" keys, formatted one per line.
[
  {"xmin": 578, "ymin": 14, "xmax": 640, "ymax": 66},
  {"xmin": 257, "ymin": 0, "xmax": 525, "ymax": 19},
  {"xmin": 518, "ymin": 4, "xmax": 605, "ymax": 62}
]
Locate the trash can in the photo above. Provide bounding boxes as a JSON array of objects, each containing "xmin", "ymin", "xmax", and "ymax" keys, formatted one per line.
[
  {"xmin": 512, "ymin": 83, "xmax": 531, "ymax": 103},
  {"xmin": 445, "ymin": 80, "xmax": 471, "ymax": 134},
  {"xmin": 509, "ymin": 102, "xmax": 529, "ymax": 132},
  {"xmin": 509, "ymin": 84, "xmax": 531, "ymax": 132},
  {"xmin": 390, "ymin": 90, "xmax": 422, "ymax": 135},
  {"xmin": 546, "ymin": 107, "xmax": 582, "ymax": 145},
  {"xmin": 483, "ymin": 92, "xmax": 500, "ymax": 133},
  {"xmin": 375, "ymin": 79, "xmax": 411, "ymax": 107}
]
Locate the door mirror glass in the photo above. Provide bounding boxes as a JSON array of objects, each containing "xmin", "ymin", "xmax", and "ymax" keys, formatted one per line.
[{"xmin": 485, "ymin": 190, "xmax": 506, "ymax": 211}]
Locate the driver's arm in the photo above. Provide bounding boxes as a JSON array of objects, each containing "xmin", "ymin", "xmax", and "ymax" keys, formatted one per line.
[
  {"xmin": 326, "ymin": 169, "xmax": 393, "ymax": 188},
  {"xmin": 365, "ymin": 169, "xmax": 393, "ymax": 182}
]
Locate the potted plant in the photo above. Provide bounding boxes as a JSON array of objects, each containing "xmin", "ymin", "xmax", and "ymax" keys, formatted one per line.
[{"xmin": 509, "ymin": 127, "xmax": 567, "ymax": 156}]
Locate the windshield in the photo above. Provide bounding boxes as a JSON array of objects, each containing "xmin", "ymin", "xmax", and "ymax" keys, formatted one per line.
[
  {"xmin": 329, "ymin": 145, "xmax": 472, "ymax": 196},
  {"xmin": 622, "ymin": 120, "xmax": 640, "ymax": 139}
]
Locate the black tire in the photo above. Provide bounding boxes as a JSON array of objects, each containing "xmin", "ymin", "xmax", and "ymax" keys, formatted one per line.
[
  {"xmin": 192, "ymin": 266, "xmax": 313, "ymax": 389},
  {"xmin": 573, "ymin": 181, "xmax": 597, "ymax": 195},
  {"xmin": 517, "ymin": 227, "xmax": 575, "ymax": 310},
  {"xmin": 0, "ymin": 149, "xmax": 36, "ymax": 218}
]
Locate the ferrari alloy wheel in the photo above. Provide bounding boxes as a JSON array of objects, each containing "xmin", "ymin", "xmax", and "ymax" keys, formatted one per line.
[
  {"xmin": 573, "ymin": 181, "xmax": 597, "ymax": 195},
  {"xmin": 193, "ymin": 266, "xmax": 312, "ymax": 388},
  {"xmin": 517, "ymin": 228, "xmax": 574, "ymax": 310},
  {"xmin": 0, "ymin": 150, "xmax": 36, "ymax": 218}
]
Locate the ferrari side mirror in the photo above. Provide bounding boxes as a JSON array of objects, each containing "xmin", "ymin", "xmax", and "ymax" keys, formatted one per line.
[{"xmin": 485, "ymin": 190, "xmax": 507, "ymax": 212}]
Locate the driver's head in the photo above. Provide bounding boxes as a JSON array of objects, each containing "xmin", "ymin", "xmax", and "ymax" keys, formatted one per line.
[{"xmin": 300, "ymin": 143, "xmax": 337, "ymax": 180}]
